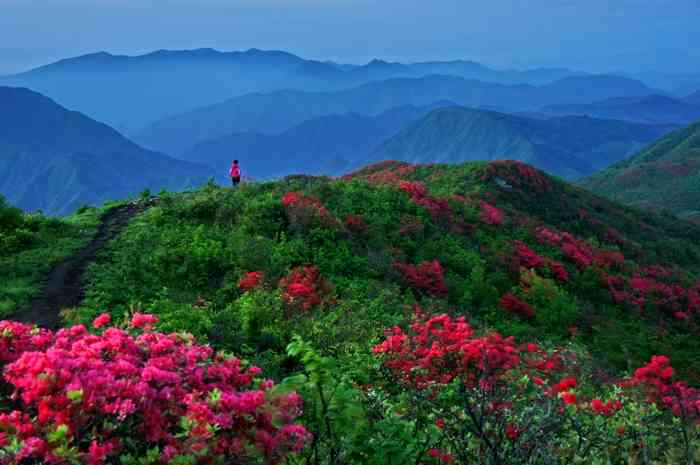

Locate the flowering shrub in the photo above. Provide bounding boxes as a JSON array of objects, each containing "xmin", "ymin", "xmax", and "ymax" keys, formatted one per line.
[
  {"xmin": 499, "ymin": 292, "xmax": 535, "ymax": 319},
  {"xmin": 480, "ymin": 201, "xmax": 504, "ymax": 225},
  {"xmin": 281, "ymin": 191, "xmax": 338, "ymax": 230},
  {"xmin": 239, "ymin": 271, "xmax": 264, "ymax": 292},
  {"xmin": 0, "ymin": 317, "xmax": 308, "ymax": 464},
  {"xmin": 0, "ymin": 320, "xmax": 53, "ymax": 366},
  {"xmin": 279, "ymin": 266, "xmax": 331, "ymax": 315},
  {"xmin": 604, "ymin": 271, "xmax": 700, "ymax": 320},
  {"xmin": 372, "ymin": 312, "xmax": 612, "ymax": 464},
  {"xmin": 536, "ymin": 227, "xmax": 625, "ymax": 270},
  {"xmin": 344, "ymin": 214, "xmax": 368, "ymax": 236},
  {"xmin": 399, "ymin": 181, "xmax": 453, "ymax": 221},
  {"xmin": 632, "ymin": 355, "xmax": 700, "ymax": 420},
  {"xmin": 394, "ymin": 260, "xmax": 448, "ymax": 296}
]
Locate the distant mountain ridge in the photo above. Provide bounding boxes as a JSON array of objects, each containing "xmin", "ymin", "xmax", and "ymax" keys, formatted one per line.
[
  {"xmin": 136, "ymin": 73, "xmax": 659, "ymax": 156},
  {"xmin": 0, "ymin": 86, "xmax": 211, "ymax": 215},
  {"xmin": 367, "ymin": 106, "xmax": 676, "ymax": 179},
  {"xmin": 580, "ymin": 119, "xmax": 700, "ymax": 221},
  {"xmin": 540, "ymin": 95, "xmax": 700, "ymax": 125},
  {"xmin": 179, "ymin": 104, "xmax": 449, "ymax": 180},
  {"xmin": 0, "ymin": 48, "xmax": 653, "ymax": 133},
  {"xmin": 686, "ymin": 90, "xmax": 700, "ymax": 105}
]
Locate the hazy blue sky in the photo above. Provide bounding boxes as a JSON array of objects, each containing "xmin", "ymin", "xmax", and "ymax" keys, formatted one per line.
[{"xmin": 1, "ymin": 0, "xmax": 699, "ymax": 74}]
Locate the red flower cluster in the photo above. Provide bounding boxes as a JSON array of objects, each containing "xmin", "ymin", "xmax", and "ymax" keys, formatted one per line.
[
  {"xmin": 344, "ymin": 214, "xmax": 368, "ymax": 236},
  {"xmin": 550, "ymin": 377, "xmax": 578, "ymax": 405},
  {"xmin": 590, "ymin": 398, "xmax": 622, "ymax": 416},
  {"xmin": 279, "ymin": 266, "xmax": 330, "ymax": 314},
  {"xmin": 0, "ymin": 321, "xmax": 53, "ymax": 366},
  {"xmin": 373, "ymin": 313, "xmax": 521, "ymax": 391},
  {"xmin": 480, "ymin": 202, "xmax": 504, "ymax": 225},
  {"xmin": 399, "ymin": 181, "xmax": 453, "ymax": 221},
  {"xmin": 499, "ymin": 292, "xmax": 535, "ymax": 319},
  {"xmin": 512, "ymin": 240, "xmax": 569, "ymax": 282},
  {"xmin": 239, "ymin": 271, "xmax": 264, "ymax": 292},
  {"xmin": 604, "ymin": 272, "xmax": 700, "ymax": 319},
  {"xmin": 394, "ymin": 260, "xmax": 448, "ymax": 296},
  {"xmin": 0, "ymin": 317, "xmax": 308, "ymax": 464},
  {"xmin": 513, "ymin": 240, "xmax": 544, "ymax": 269},
  {"xmin": 427, "ymin": 448, "xmax": 454, "ymax": 463},
  {"xmin": 631, "ymin": 355, "xmax": 700, "ymax": 420},
  {"xmin": 281, "ymin": 191, "xmax": 338, "ymax": 229},
  {"xmin": 536, "ymin": 227, "xmax": 625, "ymax": 270}
]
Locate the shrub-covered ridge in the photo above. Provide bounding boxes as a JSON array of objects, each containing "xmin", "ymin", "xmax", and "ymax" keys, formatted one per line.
[{"xmin": 3, "ymin": 160, "xmax": 700, "ymax": 463}]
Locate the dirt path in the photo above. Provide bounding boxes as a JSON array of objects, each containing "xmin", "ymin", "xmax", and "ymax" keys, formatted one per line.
[{"xmin": 11, "ymin": 201, "xmax": 151, "ymax": 329}]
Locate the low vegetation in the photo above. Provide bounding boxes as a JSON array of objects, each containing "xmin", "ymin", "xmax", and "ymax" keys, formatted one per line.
[
  {"xmin": 0, "ymin": 195, "xmax": 106, "ymax": 317},
  {"xmin": 2, "ymin": 161, "xmax": 700, "ymax": 463}
]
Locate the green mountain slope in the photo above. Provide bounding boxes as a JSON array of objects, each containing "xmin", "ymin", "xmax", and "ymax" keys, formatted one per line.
[
  {"xmin": 368, "ymin": 106, "xmax": 674, "ymax": 179},
  {"xmin": 51, "ymin": 160, "xmax": 700, "ymax": 383},
  {"xmin": 5, "ymin": 160, "xmax": 700, "ymax": 463},
  {"xmin": 580, "ymin": 119, "xmax": 700, "ymax": 221},
  {"xmin": 0, "ymin": 87, "xmax": 212, "ymax": 215}
]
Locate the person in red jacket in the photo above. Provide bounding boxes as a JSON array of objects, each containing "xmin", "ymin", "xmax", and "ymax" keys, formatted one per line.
[{"xmin": 230, "ymin": 160, "xmax": 241, "ymax": 187}]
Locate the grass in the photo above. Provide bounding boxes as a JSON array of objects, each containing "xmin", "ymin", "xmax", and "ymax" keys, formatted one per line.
[{"xmin": 0, "ymin": 202, "xmax": 120, "ymax": 318}]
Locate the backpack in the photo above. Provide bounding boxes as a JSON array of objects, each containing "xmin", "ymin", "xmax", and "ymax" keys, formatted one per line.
[{"xmin": 230, "ymin": 164, "xmax": 241, "ymax": 178}]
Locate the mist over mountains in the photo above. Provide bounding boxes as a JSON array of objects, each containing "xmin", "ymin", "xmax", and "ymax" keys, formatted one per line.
[
  {"xmin": 2, "ymin": 47, "xmax": 699, "ymax": 216},
  {"xmin": 0, "ymin": 87, "xmax": 211, "ymax": 215},
  {"xmin": 0, "ymin": 48, "xmax": 667, "ymax": 134},
  {"xmin": 135, "ymin": 73, "xmax": 659, "ymax": 156}
]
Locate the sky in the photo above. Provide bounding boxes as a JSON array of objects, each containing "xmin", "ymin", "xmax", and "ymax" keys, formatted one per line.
[{"xmin": 1, "ymin": 0, "xmax": 699, "ymax": 75}]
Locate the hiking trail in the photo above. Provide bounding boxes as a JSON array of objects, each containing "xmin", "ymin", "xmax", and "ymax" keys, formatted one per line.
[{"xmin": 11, "ymin": 201, "xmax": 153, "ymax": 329}]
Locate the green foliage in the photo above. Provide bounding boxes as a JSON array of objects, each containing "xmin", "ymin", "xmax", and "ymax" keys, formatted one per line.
[{"xmin": 0, "ymin": 199, "xmax": 104, "ymax": 317}]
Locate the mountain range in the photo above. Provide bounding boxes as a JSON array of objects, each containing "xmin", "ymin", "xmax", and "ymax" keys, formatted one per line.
[
  {"xmin": 136, "ymin": 74, "xmax": 659, "ymax": 156},
  {"xmin": 0, "ymin": 86, "xmax": 211, "ymax": 215},
  {"xmin": 180, "ymin": 104, "xmax": 446, "ymax": 180},
  {"xmin": 0, "ymin": 48, "xmax": 660, "ymax": 134},
  {"xmin": 179, "ymin": 104, "xmax": 674, "ymax": 181},
  {"xmin": 366, "ymin": 107, "xmax": 676, "ymax": 179},
  {"xmin": 540, "ymin": 95, "xmax": 700, "ymax": 125},
  {"xmin": 581, "ymin": 119, "xmax": 700, "ymax": 222}
]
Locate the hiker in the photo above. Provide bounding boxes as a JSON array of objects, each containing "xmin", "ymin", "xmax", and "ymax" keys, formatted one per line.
[{"xmin": 230, "ymin": 160, "xmax": 241, "ymax": 187}]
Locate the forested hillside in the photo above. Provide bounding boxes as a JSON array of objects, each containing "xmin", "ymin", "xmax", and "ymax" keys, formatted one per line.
[{"xmin": 582, "ymin": 119, "xmax": 700, "ymax": 222}]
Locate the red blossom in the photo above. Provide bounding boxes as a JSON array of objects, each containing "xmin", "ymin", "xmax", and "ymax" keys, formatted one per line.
[
  {"xmin": 0, "ymin": 319, "xmax": 309, "ymax": 463},
  {"xmin": 279, "ymin": 266, "xmax": 331, "ymax": 314},
  {"xmin": 499, "ymin": 293, "xmax": 535, "ymax": 319},
  {"xmin": 281, "ymin": 191, "xmax": 339, "ymax": 229},
  {"xmin": 630, "ymin": 355, "xmax": 700, "ymax": 420},
  {"xmin": 130, "ymin": 313, "xmax": 158, "ymax": 330},
  {"xmin": 92, "ymin": 314, "xmax": 111, "ymax": 329},
  {"xmin": 374, "ymin": 312, "xmax": 521, "ymax": 391},
  {"xmin": 513, "ymin": 241, "xmax": 544, "ymax": 269},
  {"xmin": 394, "ymin": 260, "xmax": 448, "ymax": 296},
  {"xmin": 590, "ymin": 398, "xmax": 622, "ymax": 416},
  {"xmin": 506, "ymin": 423, "xmax": 520, "ymax": 441},
  {"xmin": 480, "ymin": 202, "xmax": 504, "ymax": 225},
  {"xmin": 239, "ymin": 271, "xmax": 264, "ymax": 292}
]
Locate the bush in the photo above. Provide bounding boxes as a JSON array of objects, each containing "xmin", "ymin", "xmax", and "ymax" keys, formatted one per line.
[{"xmin": 0, "ymin": 316, "xmax": 308, "ymax": 464}]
